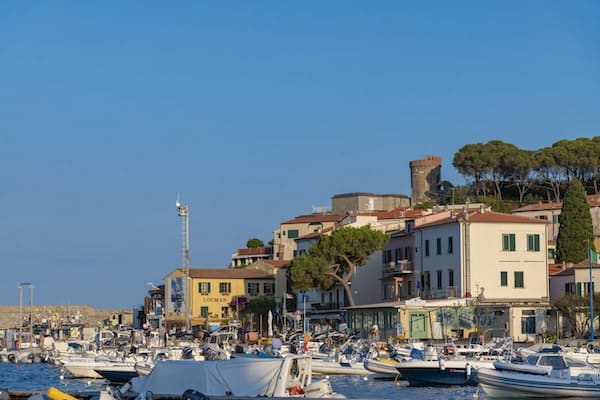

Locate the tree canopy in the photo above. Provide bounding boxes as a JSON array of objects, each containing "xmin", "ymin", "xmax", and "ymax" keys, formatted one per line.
[
  {"xmin": 555, "ymin": 178, "xmax": 595, "ymax": 263},
  {"xmin": 452, "ymin": 137, "xmax": 600, "ymax": 205},
  {"xmin": 246, "ymin": 238, "xmax": 264, "ymax": 248},
  {"xmin": 288, "ymin": 225, "xmax": 389, "ymax": 306}
]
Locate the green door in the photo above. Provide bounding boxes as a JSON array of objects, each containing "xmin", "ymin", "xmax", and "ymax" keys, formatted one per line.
[{"xmin": 409, "ymin": 312, "xmax": 429, "ymax": 338}]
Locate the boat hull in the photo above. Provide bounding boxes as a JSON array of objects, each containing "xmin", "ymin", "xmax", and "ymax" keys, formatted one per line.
[{"xmin": 477, "ymin": 368, "xmax": 600, "ymax": 398}]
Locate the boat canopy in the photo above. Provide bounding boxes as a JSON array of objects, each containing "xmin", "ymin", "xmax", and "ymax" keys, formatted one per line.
[{"xmin": 129, "ymin": 357, "xmax": 295, "ymax": 398}]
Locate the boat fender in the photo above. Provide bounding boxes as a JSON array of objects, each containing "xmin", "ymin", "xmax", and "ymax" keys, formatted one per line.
[
  {"xmin": 47, "ymin": 387, "xmax": 78, "ymax": 400},
  {"xmin": 466, "ymin": 363, "xmax": 472, "ymax": 377},
  {"xmin": 290, "ymin": 385, "xmax": 304, "ymax": 395},
  {"xmin": 439, "ymin": 358, "xmax": 446, "ymax": 371}
]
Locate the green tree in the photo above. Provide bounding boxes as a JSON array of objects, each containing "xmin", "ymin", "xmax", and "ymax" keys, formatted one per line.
[
  {"xmin": 555, "ymin": 178, "xmax": 595, "ymax": 263},
  {"xmin": 246, "ymin": 238, "xmax": 264, "ymax": 248},
  {"xmin": 288, "ymin": 226, "xmax": 389, "ymax": 306},
  {"xmin": 554, "ymin": 293, "xmax": 600, "ymax": 339},
  {"xmin": 453, "ymin": 143, "xmax": 490, "ymax": 197},
  {"xmin": 241, "ymin": 296, "xmax": 276, "ymax": 333}
]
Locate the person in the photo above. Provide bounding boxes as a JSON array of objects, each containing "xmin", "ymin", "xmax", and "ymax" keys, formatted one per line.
[{"xmin": 370, "ymin": 324, "xmax": 379, "ymax": 340}]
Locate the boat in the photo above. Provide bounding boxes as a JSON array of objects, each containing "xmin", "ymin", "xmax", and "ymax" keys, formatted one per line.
[
  {"xmin": 395, "ymin": 357, "xmax": 492, "ymax": 386},
  {"xmin": 393, "ymin": 345, "xmax": 496, "ymax": 386},
  {"xmin": 311, "ymin": 357, "xmax": 373, "ymax": 376},
  {"xmin": 94, "ymin": 362, "xmax": 139, "ymax": 383},
  {"xmin": 363, "ymin": 357, "xmax": 400, "ymax": 379},
  {"xmin": 477, "ymin": 352, "xmax": 600, "ymax": 398},
  {"xmin": 104, "ymin": 354, "xmax": 344, "ymax": 399}
]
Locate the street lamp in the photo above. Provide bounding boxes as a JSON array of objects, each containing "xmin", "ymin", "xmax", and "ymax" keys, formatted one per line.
[{"xmin": 176, "ymin": 196, "xmax": 191, "ymax": 333}]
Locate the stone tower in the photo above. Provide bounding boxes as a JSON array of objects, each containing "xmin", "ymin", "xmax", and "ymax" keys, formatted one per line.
[{"xmin": 410, "ymin": 155, "xmax": 442, "ymax": 205}]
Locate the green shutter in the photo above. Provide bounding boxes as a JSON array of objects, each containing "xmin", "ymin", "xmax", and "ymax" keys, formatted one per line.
[
  {"xmin": 535, "ymin": 234, "xmax": 540, "ymax": 251},
  {"xmin": 510, "ymin": 234, "xmax": 516, "ymax": 251},
  {"xmin": 577, "ymin": 282, "xmax": 582, "ymax": 296},
  {"xmin": 425, "ymin": 240, "xmax": 430, "ymax": 256},
  {"xmin": 500, "ymin": 272, "xmax": 508, "ymax": 287},
  {"xmin": 515, "ymin": 271, "xmax": 524, "ymax": 288}
]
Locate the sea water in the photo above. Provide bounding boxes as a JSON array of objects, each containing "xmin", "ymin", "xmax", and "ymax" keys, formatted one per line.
[{"xmin": 0, "ymin": 363, "xmax": 479, "ymax": 399}]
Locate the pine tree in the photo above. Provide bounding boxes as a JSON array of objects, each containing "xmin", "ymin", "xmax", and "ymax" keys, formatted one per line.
[{"xmin": 555, "ymin": 178, "xmax": 595, "ymax": 263}]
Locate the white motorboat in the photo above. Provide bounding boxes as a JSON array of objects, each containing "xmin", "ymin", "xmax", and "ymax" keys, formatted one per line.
[
  {"xmin": 395, "ymin": 357, "xmax": 493, "ymax": 386},
  {"xmin": 363, "ymin": 357, "xmax": 400, "ymax": 379},
  {"xmin": 477, "ymin": 352, "xmax": 600, "ymax": 398},
  {"xmin": 311, "ymin": 357, "xmax": 373, "ymax": 376},
  {"xmin": 104, "ymin": 354, "xmax": 344, "ymax": 399}
]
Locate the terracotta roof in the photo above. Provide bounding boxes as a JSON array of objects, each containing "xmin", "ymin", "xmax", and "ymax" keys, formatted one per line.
[
  {"xmin": 418, "ymin": 210, "xmax": 547, "ymax": 229},
  {"xmin": 551, "ymin": 260, "xmax": 600, "ymax": 277},
  {"xmin": 513, "ymin": 202, "xmax": 563, "ymax": 212},
  {"xmin": 187, "ymin": 268, "xmax": 274, "ymax": 279},
  {"xmin": 281, "ymin": 214, "xmax": 343, "ymax": 224},
  {"xmin": 347, "ymin": 207, "xmax": 425, "ymax": 220},
  {"xmin": 513, "ymin": 195, "xmax": 600, "ymax": 212}
]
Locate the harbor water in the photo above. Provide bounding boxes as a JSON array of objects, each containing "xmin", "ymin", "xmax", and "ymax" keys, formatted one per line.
[{"xmin": 0, "ymin": 362, "xmax": 479, "ymax": 399}]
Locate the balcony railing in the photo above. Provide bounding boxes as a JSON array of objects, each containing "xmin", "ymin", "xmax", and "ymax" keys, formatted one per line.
[
  {"xmin": 426, "ymin": 286, "xmax": 458, "ymax": 299},
  {"xmin": 382, "ymin": 260, "xmax": 414, "ymax": 275}
]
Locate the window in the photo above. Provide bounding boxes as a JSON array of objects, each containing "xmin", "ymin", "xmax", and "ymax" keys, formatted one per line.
[
  {"xmin": 247, "ymin": 282, "xmax": 260, "ymax": 296},
  {"xmin": 221, "ymin": 306, "xmax": 229, "ymax": 319},
  {"xmin": 263, "ymin": 282, "xmax": 274, "ymax": 295},
  {"xmin": 288, "ymin": 229, "xmax": 299, "ymax": 239},
  {"xmin": 448, "ymin": 269, "xmax": 454, "ymax": 287},
  {"xmin": 436, "ymin": 238, "xmax": 442, "ymax": 255},
  {"xmin": 502, "ymin": 233, "xmax": 516, "ymax": 251},
  {"xmin": 527, "ymin": 234, "xmax": 540, "ymax": 252},
  {"xmin": 436, "ymin": 270, "xmax": 442, "ymax": 289},
  {"xmin": 565, "ymin": 283, "xmax": 576, "ymax": 294},
  {"xmin": 514, "ymin": 271, "xmax": 524, "ymax": 288},
  {"xmin": 553, "ymin": 215, "xmax": 559, "ymax": 224},
  {"xmin": 424, "ymin": 271, "xmax": 431, "ymax": 290},
  {"xmin": 407, "ymin": 280, "xmax": 413, "ymax": 296},
  {"xmin": 500, "ymin": 272, "xmax": 508, "ymax": 287},
  {"xmin": 219, "ymin": 282, "xmax": 231, "ymax": 294},
  {"xmin": 198, "ymin": 282, "xmax": 211, "ymax": 294},
  {"xmin": 425, "ymin": 240, "xmax": 430, "ymax": 257},
  {"xmin": 448, "ymin": 237, "xmax": 453, "ymax": 254},
  {"xmin": 200, "ymin": 306, "xmax": 209, "ymax": 318},
  {"xmin": 521, "ymin": 310, "xmax": 536, "ymax": 334}
]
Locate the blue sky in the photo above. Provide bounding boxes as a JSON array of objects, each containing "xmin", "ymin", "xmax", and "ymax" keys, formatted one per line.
[{"xmin": 1, "ymin": 1, "xmax": 599, "ymax": 309}]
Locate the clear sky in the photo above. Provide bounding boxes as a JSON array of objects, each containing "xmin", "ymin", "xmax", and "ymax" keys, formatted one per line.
[{"xmin": 1, "ymin": 1, "xmax": 599, "ymax": 310}]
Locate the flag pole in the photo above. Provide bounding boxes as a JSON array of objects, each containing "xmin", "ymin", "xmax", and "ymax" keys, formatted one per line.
[{"xmin": 590, "ymin": 244, "xmax": 595, "ymax": 342}]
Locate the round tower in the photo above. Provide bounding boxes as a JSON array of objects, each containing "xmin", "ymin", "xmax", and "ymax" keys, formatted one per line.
[{"xmin": 410, "ymin": 155, "xmax": 442, "ymax": 205}]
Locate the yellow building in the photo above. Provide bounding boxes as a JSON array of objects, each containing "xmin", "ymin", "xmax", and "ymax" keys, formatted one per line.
[{"xmin": 164, "ymin": 266, "xmax": 276, "ymax": 330}]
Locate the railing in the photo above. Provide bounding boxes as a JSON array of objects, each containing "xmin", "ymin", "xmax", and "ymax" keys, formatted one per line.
[
  {"xmin": 430, "ymin": 286, "xmax": 458, "ymax": 299},
  {"xmin": 382, "ymin": 260, "xmax": 414, "ymax": 275}
]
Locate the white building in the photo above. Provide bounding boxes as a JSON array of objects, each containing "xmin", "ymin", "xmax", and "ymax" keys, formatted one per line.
[{"xmin": 414, "ymin": 207, "xmax": 549, "ymax": 342}]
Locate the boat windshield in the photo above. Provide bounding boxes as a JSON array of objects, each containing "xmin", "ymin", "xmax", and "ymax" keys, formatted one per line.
[
  {"xmin": 538, "ymin": 355, "xmax": 568, "ymax": 370},
  {"xmin": 526, "ymin": 355, "xmax": 540, "ymax": 365}
]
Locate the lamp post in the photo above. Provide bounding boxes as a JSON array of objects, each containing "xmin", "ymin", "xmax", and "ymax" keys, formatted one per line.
[{"xmin": 176, "ymin": 196, "xmax": 191, "ymax": 333}]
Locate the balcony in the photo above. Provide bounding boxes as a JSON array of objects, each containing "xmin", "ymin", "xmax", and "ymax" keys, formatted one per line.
[
  {"xmin": 382, "ymin": 260, "xmax": 414, "ymax": 276},
  {"xmin": 428, "ymin": 286, "xmax": 458, "ymax": 299}
]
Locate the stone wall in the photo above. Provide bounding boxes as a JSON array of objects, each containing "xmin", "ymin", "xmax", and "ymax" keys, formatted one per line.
[{"xmin": 0, "ymin": 304, "xmax": 132, "ymax": 330}]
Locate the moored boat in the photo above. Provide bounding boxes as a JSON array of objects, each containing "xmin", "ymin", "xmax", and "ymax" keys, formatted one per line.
[{"xmin": 477, "ymin": 352, "xmax": 600, "ymax": 398}]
